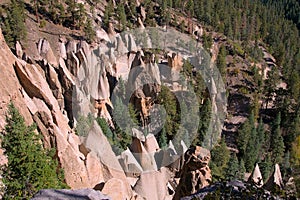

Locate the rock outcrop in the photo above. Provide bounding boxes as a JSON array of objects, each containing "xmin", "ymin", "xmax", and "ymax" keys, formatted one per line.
[
  {"xmin": 133, "ymin": 167, "xmax": 174, "ymax": 200},
  {"xmin": 31, "ymin": 189, "xmax": 111, "ymax": 200},
  {"xmin": 0, "ymin": 29, "xmax": 33, "ymax": 129},
  {"xmin": 248, "ymin": 163, "xmax": 263, "ymax": 187},
  {"xmin": 173, "ymin": 146, "xmax": 212, "ymax": 200},
  {"xmin": 263, "ymin": 164, "xmax": 284, "ymax": 191},
  {"xmin": 37, "ymin": 38, "xmax": 58, "ymax": 67}
]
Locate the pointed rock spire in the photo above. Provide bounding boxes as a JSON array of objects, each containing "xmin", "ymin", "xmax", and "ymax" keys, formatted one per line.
[
  {"xmin": 248, "ymin": 163, "xmax": 263, "ymax": 187},
  {"xmin": 263, "ymin": 163, "xmax": 284, "ymax": 191}
]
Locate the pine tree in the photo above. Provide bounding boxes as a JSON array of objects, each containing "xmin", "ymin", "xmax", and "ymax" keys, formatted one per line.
[
  {"xmin": 66, "ymin": 0, "xmax": 77, "ymax": 28},
  {"xmin": 96, "ymin": 117, "xmax": 113, "ymax": 142},
  {"xmin": 117, "ymin": 2, "xmax": 126, "ymax": 31},
  {"xmin": 103, "ymin": 0, "xmax": 114, "ymax": 28},
  {"xmin": 1, "ymin": 103, "xmax": 67, "ymax": 199},
  {"xmin": 270, "ymin": 112, "xmax": 285, "ymax": 164},
  {"xmin": 238, "ymin": 159, "xmax": 246, "ymax": 180},
  {"xmin": 75, "ymin": 114, "xmax": 94, "ymax": 137},
  {"xmin": 210, "ymin": 138, "xmax": 230, "ymax": 181},
  {"xmin": 244, "ymin": 112, "xmax": 258, "ymax": 172},
  {"xmin": 194, "ymin": 98, "xmax": 211, "ymax": 146},
  {"xmin": 84, "ymin": 18, "xmax": 96, "ymax": 43},
  {"xmin": 260, "ymin": 153, "xmax": 272, "ymax": 182},
  {"xmin": 237, "ymin": 115, "xmax": 251, "ymax": 158},
  {"xmin": 118, "ymin": 76, "xmax": 126, "ymax": 98},
  {"xmin": 216, "ymin": 45, "xmax": 227, "ymax": 81},
  {"xmin": 256, "ymin": 118, "xmax": 265, "ymax": 159},
  {"xmin": 158, "ymin": 85, "xmax": 179, "ymax": 138},
  {"xmin": 202, "ymin": 32, "xmax": 212, "ymax": 52},
  {"xmin": 2, "ymin": 0, "xmax": 27, "ymax": 48},
  {"xmin": 158, "ymin": 128, "xmax": 168, "ymax": 150},
  {"xmin": 291, "ymin": 135, "xmax": 300, "ymax": 166},
  {"xmin": 226, "ymin": 153, "xmax": 240, "ymax": 181}
]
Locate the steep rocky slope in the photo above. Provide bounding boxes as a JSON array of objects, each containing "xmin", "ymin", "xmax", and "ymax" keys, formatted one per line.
[{"xmin": 0, "ymin": 0, "xmax": 298, "ymax": 199}]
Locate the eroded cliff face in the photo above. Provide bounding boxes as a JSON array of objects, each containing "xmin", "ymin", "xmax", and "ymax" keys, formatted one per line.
[
  {"xmin": 0, "ymin": 25, "xmax": 215, "ymax": 199},
  {"xmin": 0, "ymin": 27, "xmax": 132, "ymax": 198}
]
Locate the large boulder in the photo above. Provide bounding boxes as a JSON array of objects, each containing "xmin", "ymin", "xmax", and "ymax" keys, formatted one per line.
[
  {"xmin": 101, "ymin": 178, "xmax": 130, "ymax": 200},
  {"xmin": 31, "ymin": 189, "xmax": 111, "ymax": 200},
  {"xmin": 133, "ymin": 167, "xmax": 173, "ymax": 200}
]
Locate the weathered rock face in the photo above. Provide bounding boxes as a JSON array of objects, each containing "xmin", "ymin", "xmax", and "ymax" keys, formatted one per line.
[
  {"xmin": 128, "ymin": 51, "xmax": 161, "ymax": 127},
  {"xmin": 37, "ymin": 38, "xmax": 58, "ymax": 67},
  {"xmin": 167, "ymin": 53, "xmax": 183, "ymax": 71},
  {"xmin": 0, "ymin": 26, "xmax": 216, "ymax": 200},
  {"xmin": 0, "ymin": 29, "xmax": 33, "ymax": 129},
  {"xmin": 173, "ymin": 146, "xmax": 212, "ymax": 200},
  {"xmin": 133, "ymin": 167, "xmax": 174, "ymax": 200},
  {"xmin": 84, "ymin": 121, "xmax": 133, "ymax": 199}
]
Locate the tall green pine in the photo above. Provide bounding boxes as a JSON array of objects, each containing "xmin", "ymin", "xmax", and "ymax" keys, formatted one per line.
[
  {"xmin": 225, "ymin": 153, "xmax": 240, "ymax": 181},
  {"xmin": 2, "ymin": 103, "xmax": 67, "ymax": 199},
  {"xmin": 270, "ymin": 112, "xmax": 285, "ymax": 164}
]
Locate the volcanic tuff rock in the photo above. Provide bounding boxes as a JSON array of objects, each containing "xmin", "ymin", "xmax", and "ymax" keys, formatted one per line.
[
  {"xmin": 0, "ymin": 20, "xmax": 216, "ymax": 199},
  {"xmin": 0, "ymin": 29, "xmax": 33, "ymax": 129},
  {"xmin": 263, "ymin": 163, "xmax": 284, "ymax": 191},
  {"xmin": 248, "ymin": 163, "xmax": 264, "ymax": 187},
  {"xmin": 173, "ymin": 146, "xmax": 212, "ymax": 200},
  {"xmin": 31, "ymin": 189, "xmax": 111, "ymax": 200}
]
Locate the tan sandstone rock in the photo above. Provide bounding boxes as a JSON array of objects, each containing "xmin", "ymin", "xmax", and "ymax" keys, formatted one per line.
[{"xmin": 173, "ymin": 146, "xmax": 212, "ymax": 200}]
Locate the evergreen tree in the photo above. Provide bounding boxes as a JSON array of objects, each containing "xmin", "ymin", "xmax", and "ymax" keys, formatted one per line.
[
  {"xmin": 244, "ymin": 112, "xmax": 258, "ymax": 172},
  {"xmin": 291, "ymin": 135, "xmax": 300, "ymax": 166},
  {"xmin": 194, "ymin": 98, "xmax": 211, "ymax": 146},
  {"xmin": 118, "ymin": 76, "xmax": 126, "ymax": 98},
  {"xmin": 210, "ymin": 138, "xmax": 230, "ymax": 181},
  {"xmin": 216, "ymin": 45, "xmax": 227, "ymax": 81},
  {"xmin": 96, "ymin": 117, "xmax": 113, "ymax": 142},
  {"xmin": 66, "ymin": 0, "xmax": 77, "ymax": 28},
  {"xmin": 270, "ymin": 112, "xmax": 285, "ymax": 164},
  {"xmin": 225, "ymin": 153, "xmax": 240, "ymax": 181},
  {"xmin": 186, "ymin": 0, "xmax": 194, "ymax": 17},
  {"xmin": 256, "ymin": 118, "xmax": 265, "ymax": 159},
  {"xmin": 238, "ymin": 159, "xmax": 246, "ymax": 180},
  {"xmin": 1, "ymin": 103, "xmax": 67, "ymax": 199},
  {"xmin": 84, "ymin": 18, "xmax": 96, "ymax": 43},
  {"xmin": 75, "ymin": 113, "xmax": 94, "ymax": 137},
  {"xmin": 260, "ymin": 153, "xmax": 272, "ymax": 182},
  {"xmin": 237, "ymin": 115, "xmax": 252, "ymax": 158},
  {"xmin": 158, "ymin": 85, "xmax": 179, "ymax": 139},
  {"xmin": 158, "ymin": 127, "xmax": 168, "ymax": 150},
  {"xmin": 103, "ymin": 0, "xmax": 114, "ymax": 28},
  {"xmin": 202, "ymin": 32, "xmax": 212, "ymax": 52},
  {"xmin": 66, "ymin": 0, "xmax": 86, "ymax": 29},
  {"xmin": 117, "ymin": 2, "xmax": 126, "ymax": 31},
  {"xmin": 2, "ymin": 0, "xmax": 27, "ymax": 48}
]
